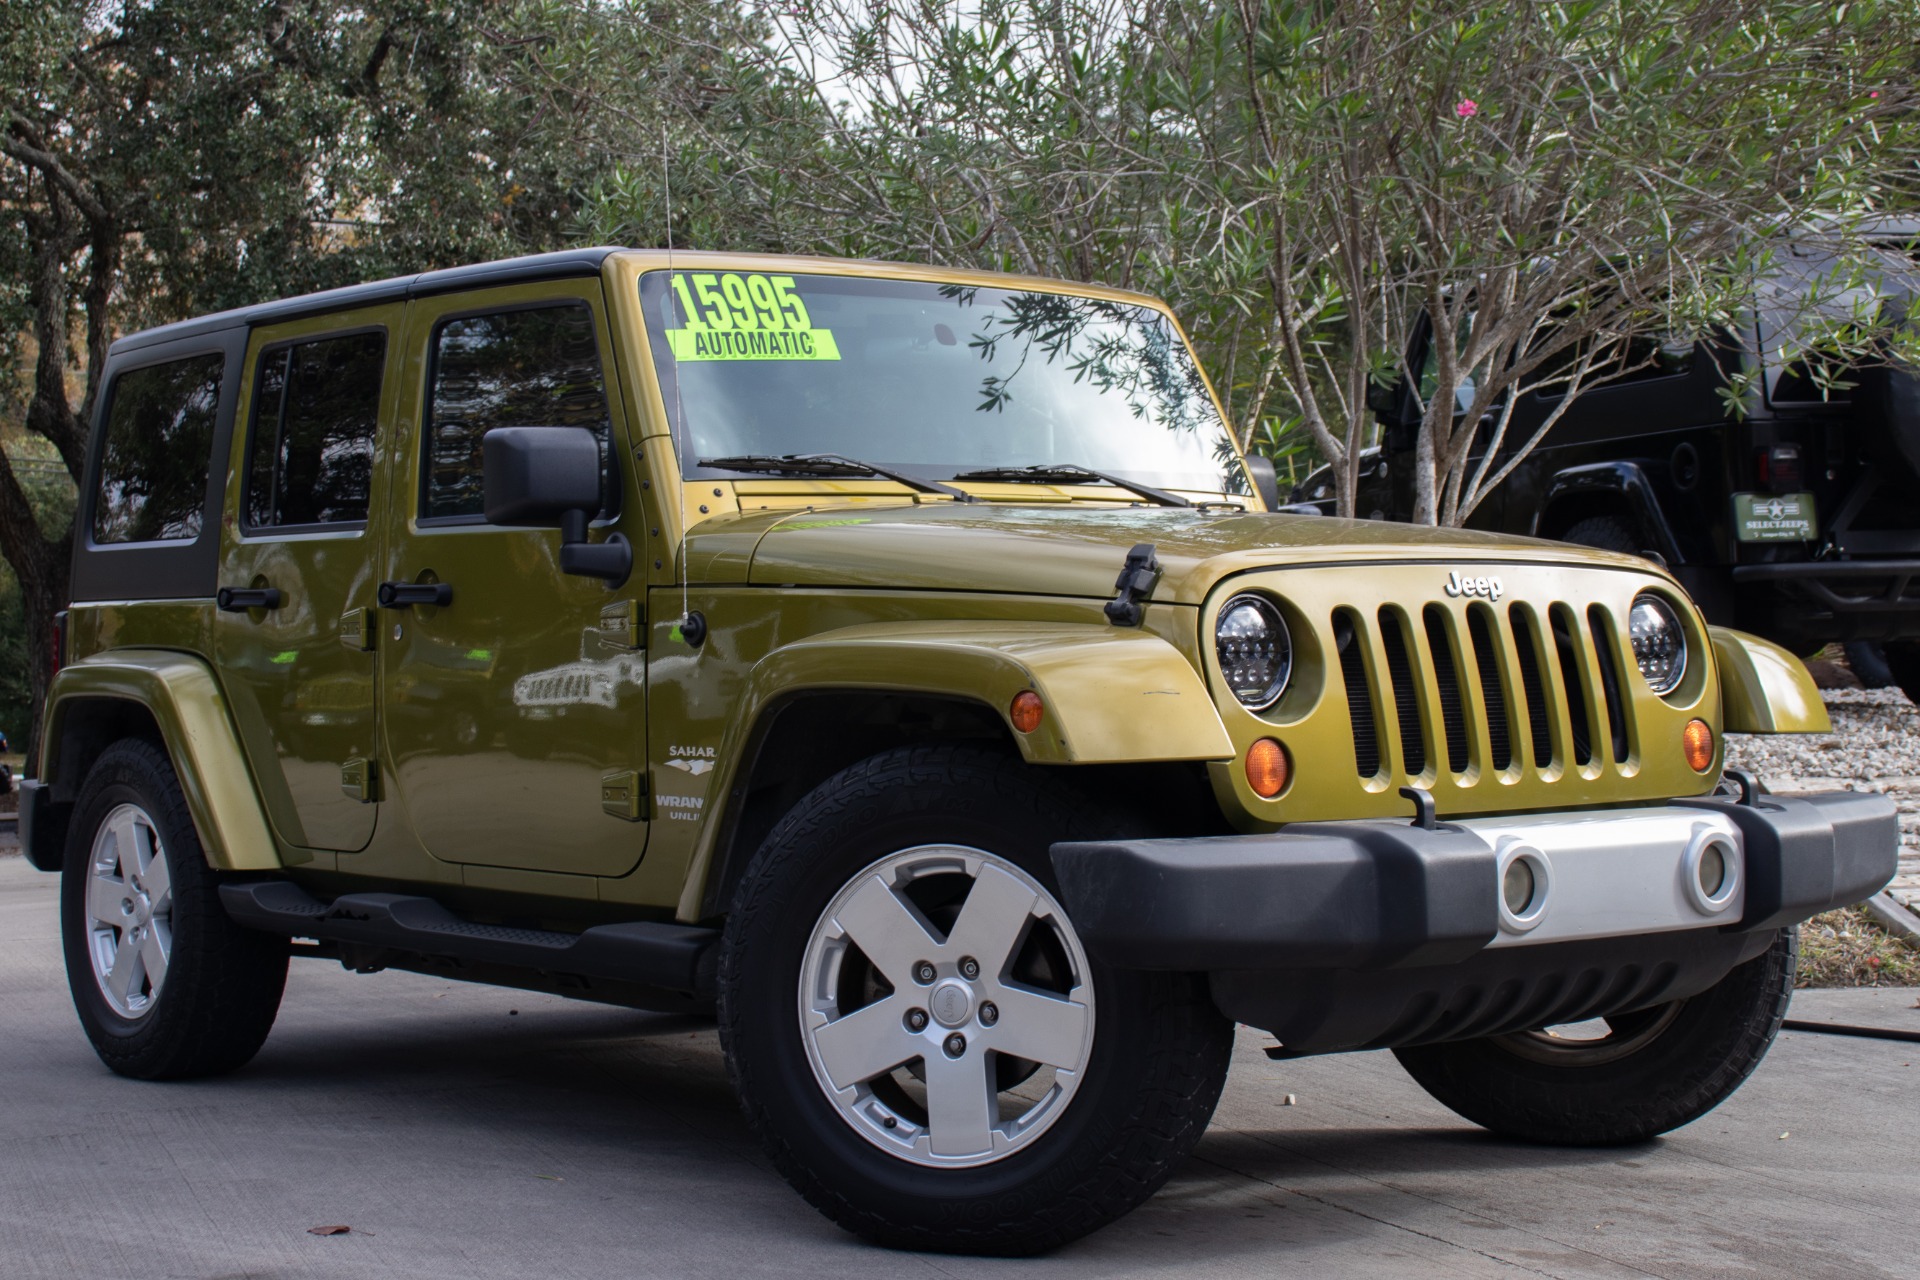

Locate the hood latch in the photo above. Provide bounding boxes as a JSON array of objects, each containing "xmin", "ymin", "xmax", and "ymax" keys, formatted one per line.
[{"xmin": 1104, "ymin": 542, "xmax": 1161, "ymax": 626}]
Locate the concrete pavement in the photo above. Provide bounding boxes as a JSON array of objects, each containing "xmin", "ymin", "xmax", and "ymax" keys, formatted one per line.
[{"xmin": 3, "ymin": 854, "xmax": 1917, "ymax": 1279}]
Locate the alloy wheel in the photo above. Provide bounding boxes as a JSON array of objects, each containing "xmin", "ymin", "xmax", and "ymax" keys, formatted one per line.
[
  {"xmin": 797, "ymin": 845, "xmax": 1096, "ymax": 1168},
  {"xmin": 84, "ymin": 803, "xmax": 174, "ymax": 1020}
]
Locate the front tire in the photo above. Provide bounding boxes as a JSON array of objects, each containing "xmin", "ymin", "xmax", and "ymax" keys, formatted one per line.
[
  {"xmin": 719, "ymin": 746, "xmax": 1232, "ymax": 1255},
  {"xmin": 61, "ymin": 738, "xmax": 288, "ymax": 1080},
  {"xmin": 1393, "ymin": 929, "xmax": 1796, "ymax": 1145}
]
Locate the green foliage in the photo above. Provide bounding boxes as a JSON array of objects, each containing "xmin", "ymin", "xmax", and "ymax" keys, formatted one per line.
[
  {"xmin": 0, "ymin": 437, "xmax": 72, "ymax": 738},
  {"xmin": 589, "ymin": 0, "xmax": 1916, "ymax": 523},
  {"xmin": 0, "ymin": 0, "xmax": 784, "ymax": 753}
]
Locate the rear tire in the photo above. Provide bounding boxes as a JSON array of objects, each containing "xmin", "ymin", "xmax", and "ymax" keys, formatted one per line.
[
  {"xmin": 1393, "ymin": 929, "xmax": 1795, "ymax": 1145},
  {"xmin": 61, "ymin": 738, "xmax": 288, "ymax": 1080},
  {"xmin": 1880, "ymin": 641, "xmax": 1920, "ymax": 707},
  {"xmin": 719, "ymin": 745, "xmax": 1232, "ymax": 1255},
  {"xmin": 1561, "ymin": 514, "xmax": 1641, "ymax": 556},
  {"xmin": 1844, "ymin": 641, "xmax": 1895, "ymax": 690}
]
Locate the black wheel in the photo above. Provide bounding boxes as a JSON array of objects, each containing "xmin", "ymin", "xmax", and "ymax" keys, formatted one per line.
[
  {"xmin": 61, "ymin": 738, "xmax": 288, "ymax": 1080},
  {"xmin": 718, "ymin": 745, "xmax": 1232, "ymax": 1255},
  {"xmin": 1393, "ymin": 929, "xmax": 1796, "ymax": 1145},
  {"xmin": 1880, "ymin": 641, "xmax": 1920, "ymax": 707},
  {"xmin": 1560, "ymin": 514, "xmax": 1641, "ymax": 555},
  {"xmin": 1844, "ymin": 641, "xmax": 1895, "ymax": 690}
]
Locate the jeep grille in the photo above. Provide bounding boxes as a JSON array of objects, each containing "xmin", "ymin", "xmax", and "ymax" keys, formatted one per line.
[{"xmin": 1334, "ymin": 598, "xmax": 1636, "ymax": 785}]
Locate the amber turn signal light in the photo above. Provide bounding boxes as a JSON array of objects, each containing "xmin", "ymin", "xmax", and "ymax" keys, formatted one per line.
[
  {"xmin": 1682, "ymin": 718, "xmax": 1714, "ymax": 772},
  {"xmin": 1246, "ymin": 738, "xmax": 1290, "ymax": 798},
  {"xmin": 1010, "ymin": 691, "xmax": 1044, "ymax": 734}
]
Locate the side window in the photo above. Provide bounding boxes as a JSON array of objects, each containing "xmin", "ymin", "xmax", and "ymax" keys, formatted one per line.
[
  {"xmin": 1532, "ymin": 332, "xmax": 1695, "ymax": 401},
  {"xmin": 93, "ymin": 353, "xmax": 223, "ymax": 544},
  {"xmin": 246, "ymin": 331, "xmax": 385, "ymax": 528},
  {"xmin": 424, "ymin": 303, "xmax": 612, "ymax": 521}
]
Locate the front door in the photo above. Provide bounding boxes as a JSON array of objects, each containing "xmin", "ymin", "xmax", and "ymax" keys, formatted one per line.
[
  {"xmin": 214, "ymin": 307, "xmax": 398, "ymax": 854},
  {"xmin": 378, "ymin": 281, "xmax": 650, "ymax": 878}
]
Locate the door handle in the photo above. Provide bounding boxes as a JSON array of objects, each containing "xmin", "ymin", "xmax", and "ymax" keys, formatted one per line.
[
  {"xmin": 377, "ymin": 581, "xmax": 452, "ymax": 609},
  {"xmin": 216, "ymin": 586, "xmax": 283, "ymax": 612}
]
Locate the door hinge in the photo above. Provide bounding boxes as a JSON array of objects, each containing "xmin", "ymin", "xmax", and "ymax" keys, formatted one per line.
[
  {"xmin": 341, "ymin": 757, "xmax": 378, "ymax": 803},
  {"xmin": 601, "ymin": 769, "xmax": 647, "ymax": 821},
  {"xmin": 595, "ymin": 599, "xmax": 643, "ymax": 651},
  {"xmin": 339, "ymin": 608, "xmax": 375, "ymax": 652}
]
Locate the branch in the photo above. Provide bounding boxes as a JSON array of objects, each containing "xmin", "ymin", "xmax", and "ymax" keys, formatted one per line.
[{"xmin": 2, "ymin": 115, "xmax": 111, "ymax": 227}]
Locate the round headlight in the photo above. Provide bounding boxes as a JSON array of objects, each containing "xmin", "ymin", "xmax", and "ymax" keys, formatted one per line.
[
  {"xmin": 1629, "ymin": 592, "xmax": 1687, "ymax": 696},
  {"xmin": 1216, "ymin": 594, "xmax": 1292, "ymax": 709}
]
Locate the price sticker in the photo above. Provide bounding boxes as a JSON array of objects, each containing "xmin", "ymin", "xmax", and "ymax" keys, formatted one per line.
[{"xmin": 662, "ymin": 272, "xmax": 840, "ymax": 361}]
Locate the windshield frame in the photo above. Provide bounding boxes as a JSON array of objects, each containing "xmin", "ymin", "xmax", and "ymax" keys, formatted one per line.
[{"xmin": 616, "ymin": 255, "xmax": 1253, "ymax": 501}]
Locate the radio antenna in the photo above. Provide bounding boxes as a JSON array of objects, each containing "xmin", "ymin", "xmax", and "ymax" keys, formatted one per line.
[{"xmin": 662, "ymin": 124, "xmax": 699, "ymax": 644}]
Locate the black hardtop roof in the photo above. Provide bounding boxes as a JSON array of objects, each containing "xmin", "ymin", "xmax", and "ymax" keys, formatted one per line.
[{"xmin": 108, "ymin": 246, "xmax": 623, "ymax": 356}]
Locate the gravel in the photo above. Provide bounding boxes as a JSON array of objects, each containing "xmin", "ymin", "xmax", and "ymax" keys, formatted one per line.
[{"xmin": 1725, "ymin": 685, "xmax": 1920, "ymax": 919}]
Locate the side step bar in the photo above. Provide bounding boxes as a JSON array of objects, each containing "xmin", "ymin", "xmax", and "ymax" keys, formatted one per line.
[{"xmin": 220, "ymin": 881, "xmax": 718, "ymax": 995}]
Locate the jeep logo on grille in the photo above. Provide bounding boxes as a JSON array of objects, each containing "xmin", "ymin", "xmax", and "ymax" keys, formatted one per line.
[{"xmin": 1444, "ymin": 570, "xmax": 1504, "ymax": 601}]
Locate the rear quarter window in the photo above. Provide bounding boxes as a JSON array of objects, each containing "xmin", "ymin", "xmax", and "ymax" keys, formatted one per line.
[{"xmin": 93, "ymin": 353, "xmax": 223, "ymax": 544}]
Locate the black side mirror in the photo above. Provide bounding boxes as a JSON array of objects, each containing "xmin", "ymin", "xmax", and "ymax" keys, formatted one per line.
[
  {"xmin": 1244, "ymin": 454, "xmax": 1282, "ymax": 511},
  {"xmin": 1365, "ymin": 378, "xmax": 1403, "ymax": 417},
  {"xmin": 482, "ymin": 426, "xmax": 632, "ymax": 586}
]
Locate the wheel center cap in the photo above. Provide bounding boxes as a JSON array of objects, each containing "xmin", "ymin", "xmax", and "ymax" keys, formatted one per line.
[{"xmin": 929, "ymin": 979, "xmax": 973, "ymax": 1028}]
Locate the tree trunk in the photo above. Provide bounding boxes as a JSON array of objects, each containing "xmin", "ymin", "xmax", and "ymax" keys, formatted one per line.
[{"xmin": 12, "ymin": 539, "xmax": 72, "ymax": 775}]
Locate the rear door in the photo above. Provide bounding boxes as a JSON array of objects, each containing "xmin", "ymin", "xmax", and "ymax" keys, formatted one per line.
[
  {"xmin": 213, "ymin": 307, "xmax": 398, "ymax": 854},
  {"xmin": 377, "ymin": 279, "xmax": 650, "ymax": 878}
]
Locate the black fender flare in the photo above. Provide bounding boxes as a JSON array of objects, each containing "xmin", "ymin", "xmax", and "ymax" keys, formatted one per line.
[{"xmin": 1534, "ymin": 461, "xmax": 1684, "ymax": 565}]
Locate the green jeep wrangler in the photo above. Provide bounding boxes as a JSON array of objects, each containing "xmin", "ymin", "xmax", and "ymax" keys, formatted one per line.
[{"xmin": 22, "ymin": 249, "xmax": 1898, "ymax": 1255}]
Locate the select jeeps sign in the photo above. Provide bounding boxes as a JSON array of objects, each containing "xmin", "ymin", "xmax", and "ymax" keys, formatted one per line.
[{"xmin": 1733, "ymin": 492, "xmax": 1818, "ymax": 542}]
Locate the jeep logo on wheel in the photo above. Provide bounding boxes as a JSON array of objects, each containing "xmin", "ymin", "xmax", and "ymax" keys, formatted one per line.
[{"xmin": 1444, "ymin": 570, "xmax": 1504, "ymax": 601}]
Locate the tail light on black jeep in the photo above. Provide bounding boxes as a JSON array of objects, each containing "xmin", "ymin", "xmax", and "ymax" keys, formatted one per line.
[{"xmin": 1754, "ymin": 442, "xmax": 1803, "ymax": 491}]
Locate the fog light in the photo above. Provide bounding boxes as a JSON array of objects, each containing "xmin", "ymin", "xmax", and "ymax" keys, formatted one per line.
[
  {"xmin": 1682, "ymin": 718, "xmax": 1714, "ymax": 771},
  {"xmin": 1246, "ymin": 738, "xmax": 1290, "ymax": 798},
  {"xmin": 1010, "ymin": 691, "xmax": 1044, "ymax": 734},
  {"xmin": 1698, "ymin": 843, "xmax": 1726, "ymax": 897},
  {"xmin": 1495, "ymin": 839, "xmax": 1550, "ymax": 934},
  {"xmin": 1502, "ymin": 858, "xmax": 1536, "ymax": 917},
  {"xmin": 1682, "ymin": 827, "xmax": 1740, "ymax": 914}
]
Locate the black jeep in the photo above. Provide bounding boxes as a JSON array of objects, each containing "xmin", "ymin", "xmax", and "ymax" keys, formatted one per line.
[{"xmin": 1293, "ymin": 224, "xmax": 1920, "ymax": 701}]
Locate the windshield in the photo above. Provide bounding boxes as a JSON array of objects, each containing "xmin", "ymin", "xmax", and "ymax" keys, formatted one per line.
[{"xmin": 639, "ymin": 270, "xmax": 1245, "ymax": 494}]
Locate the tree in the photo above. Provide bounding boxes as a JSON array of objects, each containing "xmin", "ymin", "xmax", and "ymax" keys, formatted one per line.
[
  {"xmin": 1191, "ymin": 0, "xmax": 1920, "ymax": 524},
  {"xmin": 1, "ymin": 0, "xmax": 774, "ymax": 760},
  {"xmin": 626, "ymin": 0, "xmax": 1920, "ymax": 521}
]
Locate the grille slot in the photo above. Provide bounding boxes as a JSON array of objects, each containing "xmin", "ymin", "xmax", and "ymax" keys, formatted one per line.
[
  {"xmin": 1550, "ymin": 604, "xmax": 1594, "ymax": 767},
  {"xmin": 1509, "ymin": 605, "xmax": 1553, "ymax": 769},
  {"xmin": 1377, "ymin": 609, "xmax": 1428, "ymax": 776},
  {"xmin": 1335, "ymin": 609, "xmax": 1381, "ymax": 778},
  {"xmin": 1466, "ymin": 605, "xmax": 1512, "ymax": 772},
  {"xmin": 1588, "ymin": 605, "xmax": 1631, "ymax": 764},
  {"xmin": 1423, "ymin": 605, "xmax": 1469, "ymax": 773}
]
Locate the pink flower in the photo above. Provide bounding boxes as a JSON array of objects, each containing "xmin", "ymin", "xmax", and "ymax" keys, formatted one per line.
[
  {"xmin": 1455, "ymin": 99, "xmax": 1478, "ymax": 118},
  {"xmin": 1869, "ymin": 90, "xmax": 1880, "ymax": 98}
]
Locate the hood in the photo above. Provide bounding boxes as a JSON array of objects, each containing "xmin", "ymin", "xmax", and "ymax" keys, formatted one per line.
[{"xmin": 681, "ymin": 504, "xmax": 1664, "ymax": 605}]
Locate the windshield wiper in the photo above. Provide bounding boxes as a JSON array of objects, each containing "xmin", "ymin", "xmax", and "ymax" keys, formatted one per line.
[
  {"xmin": 950, "ymin": 464, "xmax": 1193, "ymax": 508},
  {"xmin": 698, "ymin": 453, "xmax": 978, "ymax": 503}
]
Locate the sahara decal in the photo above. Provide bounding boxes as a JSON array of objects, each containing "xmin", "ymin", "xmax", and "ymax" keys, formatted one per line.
[{"xmin": 666, "ymin": 744, "xmax": 717, "ymax": 776}]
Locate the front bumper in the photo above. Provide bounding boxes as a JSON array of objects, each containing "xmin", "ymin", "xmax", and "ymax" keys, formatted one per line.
[{"xmin": 1050, "ymin": 788, "xmax": 1896, "ymax": 1055}]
